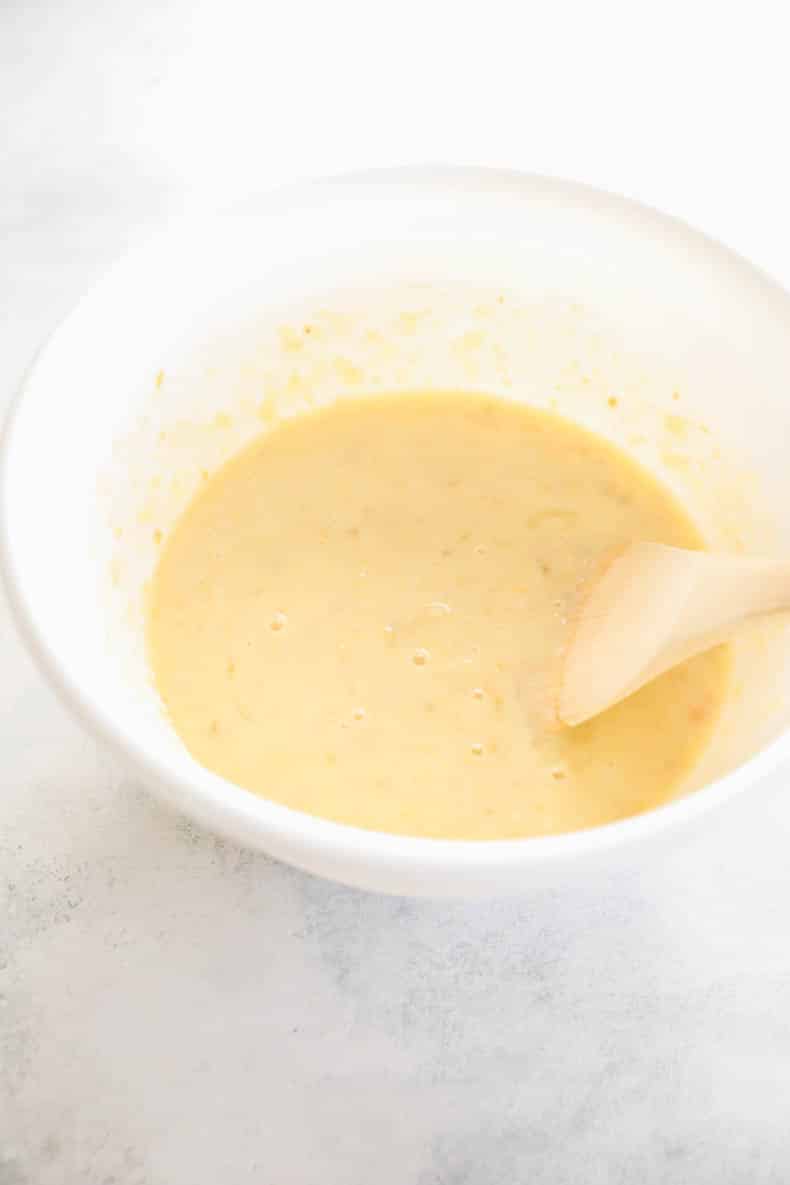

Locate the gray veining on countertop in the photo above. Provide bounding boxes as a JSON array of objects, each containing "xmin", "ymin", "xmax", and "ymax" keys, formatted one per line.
[
  {"xmin": 4, "ymin": 749, "xmax": 790, "ymax": 1184},
  {"xmin": 4, "ymin": 2, "xmax": 790, "ymax": 1181}
]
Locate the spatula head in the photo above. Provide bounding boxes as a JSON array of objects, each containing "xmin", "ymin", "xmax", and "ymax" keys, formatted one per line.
[{"xmin": 556, "ymin": 542, "xmax": 702, "ymax": 726}]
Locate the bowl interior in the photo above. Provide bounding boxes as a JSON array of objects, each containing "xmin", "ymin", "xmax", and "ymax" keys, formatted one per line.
[{"xmin": 5, "ymin": 168, "xmax": 790, "ymax": 892}]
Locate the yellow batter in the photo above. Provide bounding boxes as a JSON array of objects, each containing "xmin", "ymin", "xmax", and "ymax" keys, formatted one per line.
[{"xmin": 148, "ymin": 393, "xmax": 729, "ymax": 839}]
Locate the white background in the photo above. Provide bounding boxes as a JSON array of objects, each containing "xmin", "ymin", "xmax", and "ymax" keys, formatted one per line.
[{"xmin": 3, "ymin": 2, "xmax": 790, "ymax": 1182}]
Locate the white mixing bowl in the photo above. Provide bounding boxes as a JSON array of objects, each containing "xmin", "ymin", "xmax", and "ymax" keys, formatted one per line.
[{"xmin": 4, "ymin": 166, "xmax": 790, "ymax": 897}]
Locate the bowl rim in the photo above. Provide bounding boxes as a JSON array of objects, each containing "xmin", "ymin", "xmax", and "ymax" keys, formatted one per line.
[{"xmin": 3, "ymin": 162, "xmax": 790, "ymax": 879}]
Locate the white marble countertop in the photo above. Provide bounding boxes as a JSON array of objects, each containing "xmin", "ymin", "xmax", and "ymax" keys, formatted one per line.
[{"xmin": 4, "ymin": 3, "xmax": 790, "ymax": 1181}]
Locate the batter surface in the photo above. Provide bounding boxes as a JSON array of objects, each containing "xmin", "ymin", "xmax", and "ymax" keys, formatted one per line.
[{"xmin": 148, "ymin": 393, "xmax": 729, "ymax": 839}]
